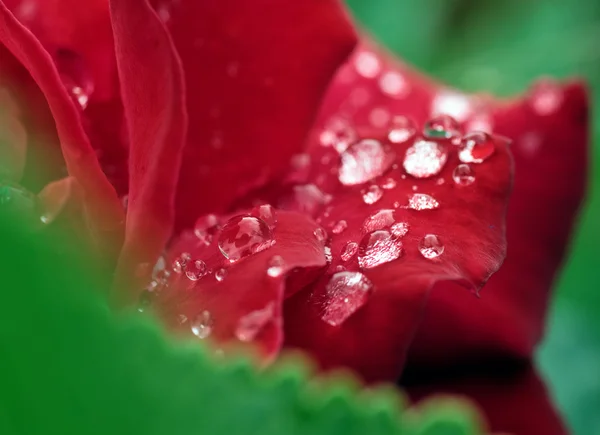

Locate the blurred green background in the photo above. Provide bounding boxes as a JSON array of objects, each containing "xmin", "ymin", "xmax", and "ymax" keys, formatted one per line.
[{"xmin": 345, "ymin": 0, "xmax": 600, "ymax": 433}]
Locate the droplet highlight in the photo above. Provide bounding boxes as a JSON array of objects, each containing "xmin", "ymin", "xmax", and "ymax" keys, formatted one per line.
[
  {"xmin": 338, "ymin": 139, "xmax": 395, "ymax": 186},
  {"xmin": 403, "ymin": 139, "xmax": 448, "ymax": 178},
  {"xmin": 358, "ymin": 230, "xmax": 403, "ymax": 269}
]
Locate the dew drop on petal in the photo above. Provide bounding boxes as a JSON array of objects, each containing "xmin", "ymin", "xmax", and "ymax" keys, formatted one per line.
[
  {"xmin": 267, "ymin": 255, "xmax": 286, "ymax": 278},
  {"xmin": 354, "ymin": 51, "xmax": 381, "ymax": 78},
  {"xmin": 322, "ymin": 272, "xmax": 374, "ymax": 326},
  {"xmin": 319, "ymin": 118, "xmax": 357, "ymax": 153},
  {"xmin": 423, "ymin": 115, "xmax": 462, "ymax": 140},
  {"xmin": 218, "ymin": 216, "xmax": 274, "ymax": 262},
  {"xmin": 391, "ymin": 222, "xmax": 409, "ymax": 237},
  {"xmin": 331, "ymin": 220, "xmax": 348, "ymax": 235},
  {"xmin": 314, "ymin": 227, "xmax": 328, "ymax": 243},
  {"xmin": 362, "ymin": 184, "xmax": 384, "ymax": 205},
  {"xmin": 452, "ymin": 164, "xmax": 475, "ymax": 186},
  {"xmin": 408, "ymin": 193, "xmax": 439, "ymax": 210},
  {"xmin": 215, "ymin": 268, "xmax": 228, "ymax": 282},
  {"xmin": 358, "ymin": 230, "xmax": 403, "ymax": 269},
  {"xmin": 194, "ymin": 214, "xmax": 219, "ymax": 244},
  {"xmin": 403, "ymin": 139, "xmax": 448, "ymax": 179},
  {"xmin": 419, "ymin": 234, "xmax": 445, "ymax": 259},
  {"xmin": 381, "ymin": 177, "xmax": 397, "ymax": 190},
  {"xmin": 185, "ymin": 259, "xmax": 207, "ymax": 281},
  {"xmin": 387, "ymin": 115, "xmax": 416, "ymax": 144},
  {"xmin": 172, "ymin": 252, "xmax": 191, "ymax": 273},
  {"xmin": 341, "ymin": 241, "xmax": 359, "ymax": 262},
  {"xmin": 529, "ymin": 78, "xmax": 563, "ymax": 116},
  {"xmin": 338, "ymin": 139, "xmax": 395, "ymax": 186},
  {"xmin": 251, "ymin": 204, "xmax": 277, "ymax": 229},
  {"xmin": 379, "ymin": 71, "xmax": 408, "ymax": 98},
  {"xmin": 362, "ymin": 209, "xmax": 395, "ymax": 233},
  {"xmin": 458, "ymin": 132, "xmax": 495, "ymax": 163},
  {"xmin": 324, "ymin": 246, "xmax": 333, "ymax": 263},
  {"xmin": 235, "ymin": 303, "xmax": 275, "ymax": 342},
  {"xmin": 191, "ymin": 311, "xmax": 214, "ymax": 339}
]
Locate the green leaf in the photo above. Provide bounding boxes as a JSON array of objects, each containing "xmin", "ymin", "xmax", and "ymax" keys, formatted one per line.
[{"xmin": 0, "ymin": 217, "xmax": 486, "ymax": 435}]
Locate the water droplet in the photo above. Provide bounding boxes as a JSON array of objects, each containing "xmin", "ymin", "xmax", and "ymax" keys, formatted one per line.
[
  {"xmin": 529, "ymin": 78, "xmax": 563, "ymax": 116},
  {"xmin": 338, "ymin": 139, "xmax": 395, "ymax": 186},
  {"xmin": 194, "ymin": 214, "xmax": 219, "ymax": 245},
  {"xmin": 319, "ymin": 118, "xmax": 357, "ymax": 153},
  {"xmin": 185, "ymin": 259, "xmax": 207, "ymax": 281},
  {"xmin": 408, "ymin": 193, "xmax": 439, "ymax": 211},
  {"xmin": 191, "ymin": 311, "xmax": 214, "ymax": 339},
  {"xmin": 362, "ymin": 209, "xmax": 395, "ymax": 233},
  {"xmin": 419, "ymin": 234, "xmax": 445, "ymax": 259},
  {"xmin": 251, "ymin": 204, "xmax": 277, "ymax": 229},
  {"xmin": 369, "ymin": 107, "xmax": 391, "ymax": 128},
  {"xmin": 393, "ymin": 201, "xmax": 401, "ymax": 208},
  {"xmin": 391, "ymin": 222, "xmax": 409, "ymax": 237},
  {"xmin": 331, "ymin": 220, "xmax": 348, "ymax": 235},
  {"xmin": 354, "ymin": 51, "xmax": 381, "ymax": 78},
  {"xmin": 215, "ymin": 268, "xmax": 228, "ymax": 282},
  {"xmin": 458, "ymin": 132, "xmax": 495, "ymax": 163},
  {"xmin": 379, "ymin": 71, "xmax": 408, "ymax": 98},
  {"xmin": 267, "ymin": 255, "xmax": 285, "ymax": 278},
  {"xmin": 172, "ymin": 252, "xmax": 191, "ymax": 273},
  {"xmin": 423, "ymin": 115, "xmax": 462, "ymax": 140},
  {"xmin": 324, "ymin": 246, "xmax": 333, "ymax": 263},
  {"xmin": 314, "ymin": 227, "xmax": 328, "ymax": 243},
  {"xmin": 358, "ymin": 230, "xmax": 403, "ymax": 269},
  {"xmin": 322, "ymin": 272, "xmax": 374, "ymax": 326},
  {"xmin": 341, "ymin": 241, "xmax": 359, "ymax": 262},
  {"xmin": 452, "ymin": 164, "xmax": 475, "ymax": 186},
  {"xmin": 218, "ymin": 216, "xmax": 274, "ymax": 262},
  {"xmin": 387, "ymin": 116, "xmax": 416, "ymax": 144},
  {"xmin": 362, "ymin": 184, "xmax": 384, "ymax": 205},
  {"xmin": 235, "ymin": 303, "xmax": 275, "ymax": 342},
  {"xmin": 403, "ymin": 139, "xmax": 448, "ymax": 178},
  {"xmin": 381, "ymin": 177, "xmax": 397, "ymax": 190}
]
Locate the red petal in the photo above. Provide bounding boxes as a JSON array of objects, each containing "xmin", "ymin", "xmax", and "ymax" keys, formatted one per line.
[
  {"xmin": 151, "ymin": 211, "xmax": 327, "ymax": 360},
  {"xmin": 0, "ymin": 3, "xmax": 124, "ymax": 242},
  {"xmin": 404, "ymin": 364, "xmax": 568, "ymax": 435},
  {"xmin": 108, "ymin": 0, "xmax": 187, "ymax": 301},
  {"xmin": 151, "ymin": 0, "xmax": 356, "ymax": 230}
]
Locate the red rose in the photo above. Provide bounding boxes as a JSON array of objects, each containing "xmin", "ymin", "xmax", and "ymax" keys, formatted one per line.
[{"xmin": 0, "ymin": 1, "xmax": 588, "ymax": 434}]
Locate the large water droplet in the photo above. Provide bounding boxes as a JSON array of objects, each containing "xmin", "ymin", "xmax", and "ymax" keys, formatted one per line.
[
  {"xmin": 340, "ymin": 241, "xmax": 359, "ymax": 262},
  {"xmin": 529, "ymin": 78, "xmax": 563, "ymax": 116},
  {"xmin": 362, "ymin": 209, "xmax": 395, "ymax": 233},
  {"xmin": 319, "ymin": 118, "xmax": 357, "ymax": 153},
  {"xmin": 458, "ymin": 132, "xmax": 495, "ymax": 163},
  {"xmin": 338, "ymin": 139, "xmax": 395, "ymax": 186},
  {"xmin": 403, "ymin": 139, "xmax": 448, "ymax": 178},
  {"xmin": 358, "ymin": 230, "xmax": 403, "ymax": 269},
  {"xmin": 218, "ymin": 216, "xmax": 274, "ymax": 262},
  {"xmin": 185, "ymin": 259, "xmax": 207, "ymax": 281},
  {"xmin": 267, "ymin": 255, "xmax": 285, "ymax": 278},
  {"xmin": 322, "ymin": 272, "xmax": 374, "ymax": 326},
  {"xmin": 194, "ymin": 214, "xmax": 219, "ymax": 245},
  {"xmin": 419, "ymin": 234, "xmax": 445, "ymax": 259},
  {"xmin": 362, "ymin": 184, "xmax": 383, "ymax": 205},
  {"xmin": 331, "ymin": 220, "xmax": 348, "ymax": 235},
  {"xmin": 191, "ymin": 311, "xmax": 214, "ymax": 339},
  {"xmin": 387, "ymin": 116, "xmax": 416, "ymax": 144},
  {"xmin": 235, "ymin": 303, "xmax": 275, "ymax": 342},
  {"xmin": 452, "ymin": 164, "xmax": 475, "ymax": 186},
  {"xmin": 408, "ymin": 193, "xmax": 439, "ymax": 210},
  {"xmin": 354, "ymin": 51, "xmax": 381, "ymax": 78},
  {"xmin": 423, "ymin": 115, "xmax": 461, "ymax": 140},
  {"xmin": 251, "ymin": 204, "xmax": 277, "ymax": 229}
]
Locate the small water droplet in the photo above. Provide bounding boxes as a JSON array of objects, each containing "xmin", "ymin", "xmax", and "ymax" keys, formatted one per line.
[
  {"xmin": 379, "ymin": 71, "xmax": 408, "ymax": 98},
  {"xmin": 191, "ymin": 311, "xmax": 214, "ymax": 339},
  {"xmin": 322, "ymin": 272, "xmax": 374, "ymax": 326},
  {"xmin": 529, "ymin": 78, "xmax": 563, "ymax": 116},
  {"xmin": 251, "ymin": 204, "xmax": 277, "ymax": 229},
  {"xmin": 393, "ymin": 201, "xmax": 401, "ymax": 208},
  {"xmin": 452, "ymin": 164, "xmax": 475, "ymax": 186},
  {"xmin": 267, "ymin": 255, "xmax": 285, "ymax": 277},
  {"xmin": 391, "ymin": 222, "xmax": 409, "ymax": 237},
  {"xmin": 341, "ymin": 241, "xmax": 359, "ymax": 262},
  {"xmin": 331, "ymin": 220, "xmax": 348, "ymax": 235},
  {"xmin": 358, "ymin": 230, "xmax": 403, "ymax": 269},
  {"xmin": 185, "ymin": 259, "xmax": 207, "ymax": 281},
  {"xmin": 387, "ymin": 116, "xmax": 416, "ymax": 144},
  {"xmin": 408, "ymin": 193, "xmax": 439, "ymax": 211},
  {"xmin": 381, "ymin": 177, "xmax": 397, "ymax": 190},
  {"xmin": 362, "ymin": 209, "xmax": 395, "ymax": 233},
  {"xmin": 235, "ymin": 303, "xmax": 275, "ymax": 342},
  {"xmin": 172, "ymin": 252, "xmax": 191, "ymax": 273},
  {"xmin": 369, "ymin": 107, "xmax": 391, "ymax": 128},
  {"xmin": 362, "ymin": 184, "xmax": 384, "ymax": 205},
  {"xmin": 215, "ymin": 268, "xmax": 228, "ymax": 282},
  {"xmin": 324, "ymin": 246, "xmax": 333, "ymax": 263},
  {"xmin": 403, "ymin": 139, "xmax": 448, "ymax": 178},
  {"xmin": 419, "ymin": 234, "xmax": 445, "ymax": 259},
  {"xmin": 194, "ymin": 214, "xmax": 219, "ymax": 245},
  {"xmin": 423, "ymin": 115, "xmax": 462, "ymax": 140},
  {"xmin": 319, "ymin": 118, "xmax": 357, "ymax": 153},
  {"xmin": 218, "ymin": 216, "xmax": 274, "ymax": 262},
  {"xmin": 354, "ymin": 51, "xmax": 381, "ymax": 78},
  {"xmin": 314, "ymin": 227, "xmax": 328, "ymax": 243},
  {"xmin": 339, "ymin": 139, "xmax": 395, "ymax": 186},
  {"xmin": 458, "ymin": 132, "xmax": 495, "ymax": 163}
]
